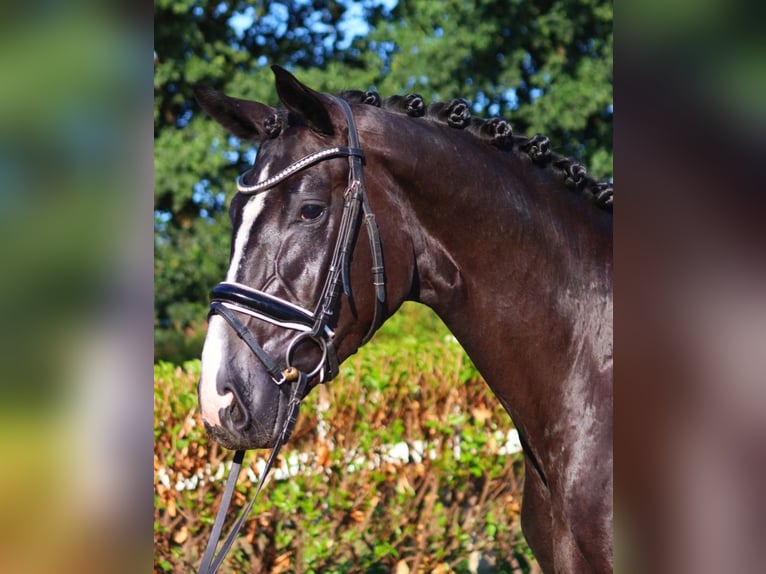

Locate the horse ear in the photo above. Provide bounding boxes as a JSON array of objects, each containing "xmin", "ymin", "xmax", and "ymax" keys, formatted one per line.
[
  {"xmin": 271, "ymin": 65, "xmax": 335, "ymax": 135},
  {"xmin": 193, "ymin": 85, "xmax": 278, "ymax": 141}
]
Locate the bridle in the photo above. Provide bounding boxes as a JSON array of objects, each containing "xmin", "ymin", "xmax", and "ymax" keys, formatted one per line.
[
  {"xmin": 197, "ymin": 97, "xmax": 385, "ymax": 574},
  {"xmin": 209, "ymin": 97, "xmax": 385, "ymax": 386}
]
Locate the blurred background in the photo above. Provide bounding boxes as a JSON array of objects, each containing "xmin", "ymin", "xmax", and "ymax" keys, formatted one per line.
[
  {"xmin": 0, "ymin": 1, "xmax": 152, "ymax": 573},
  {"xmin": 618, "ymin": 1, "xmax": 766, "ymax": 573}
]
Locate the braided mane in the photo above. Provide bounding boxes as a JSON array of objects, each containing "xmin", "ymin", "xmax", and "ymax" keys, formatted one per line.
[
  {"xmin": 337, "ymin": 89, "xmax": 612, "ymax": 211},
  {"xmin": 258, "ymin": 88, "xmax": 606, "ymax": 210}
]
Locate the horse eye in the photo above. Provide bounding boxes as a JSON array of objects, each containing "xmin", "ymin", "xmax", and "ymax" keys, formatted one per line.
[{"xmin": 300, "ymin": 204, "xmax": 324, "ymax": 221}]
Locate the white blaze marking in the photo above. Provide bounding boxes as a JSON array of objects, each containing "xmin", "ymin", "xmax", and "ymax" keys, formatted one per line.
[
  {"xmin": 199, "ymin": 164, "xmax": 273, "ymax": 426},
  {"xmin": 199, "ymin": 316, "xmax": 234, "ymax": 426},
  {"xmin": 226, "ymin": 160, "xmax": 271, "ymax": 282}
]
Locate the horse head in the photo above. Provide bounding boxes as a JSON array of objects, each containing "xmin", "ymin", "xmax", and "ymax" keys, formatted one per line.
[{"xmin": 195, "ymin": 67, "xmax": 412, "ymax": 450}]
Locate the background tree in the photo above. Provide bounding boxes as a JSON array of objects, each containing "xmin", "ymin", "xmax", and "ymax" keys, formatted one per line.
[{"xmin": 154, "ymin": 0, "xmax": 612, "ymax": 362}]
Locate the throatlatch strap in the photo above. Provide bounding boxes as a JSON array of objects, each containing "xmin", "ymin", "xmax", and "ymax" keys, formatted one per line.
[
  {"xmin": 362, "ymin": 210, "xmax": 386, "ymax": 344},
  {"xmin": 336, "ymin": 98, "xmax": 386, "ymax": 343}
]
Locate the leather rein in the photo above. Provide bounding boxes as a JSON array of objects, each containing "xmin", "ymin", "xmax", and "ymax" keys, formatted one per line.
[{"xmin": 197, "ymin": 97, "xmax": 385, "ymax": 574}]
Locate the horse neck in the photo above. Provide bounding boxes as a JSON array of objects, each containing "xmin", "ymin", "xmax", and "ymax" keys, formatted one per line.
[{"xmin": 366, "ymin": 115, "xmax": 612, "ymax": 423}]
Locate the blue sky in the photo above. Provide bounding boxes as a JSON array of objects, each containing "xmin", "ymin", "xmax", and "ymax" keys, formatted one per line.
[{"xmin": 229, "ymin": 0, "xmax": 399, "ymax": 50}]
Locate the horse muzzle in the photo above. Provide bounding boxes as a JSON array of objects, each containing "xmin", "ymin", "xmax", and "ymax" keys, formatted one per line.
[{"xmin": 198, "ymin": 283, "xmax": 338, "ymax": 449}]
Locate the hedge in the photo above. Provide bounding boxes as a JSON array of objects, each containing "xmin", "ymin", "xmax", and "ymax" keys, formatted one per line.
[{"xmin": 154, "ymin": 303, "xmax": 534, "ymax": 573}]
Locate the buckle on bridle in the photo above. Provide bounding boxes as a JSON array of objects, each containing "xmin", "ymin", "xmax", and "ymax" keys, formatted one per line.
[{"xmin": 281, "ymin": 366, "xmax": 301, "ymax": 383}]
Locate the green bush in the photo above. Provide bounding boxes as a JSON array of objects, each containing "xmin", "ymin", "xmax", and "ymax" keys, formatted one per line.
[
  {"xmin": 154, "ymin": 303, "xmax": 533, "ymax": 573},
  {"xmin": 154, "ymin": 307, "xmax": 207, "ymax": 366}
]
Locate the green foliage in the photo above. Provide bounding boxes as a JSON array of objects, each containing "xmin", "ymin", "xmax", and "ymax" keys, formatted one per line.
[
  {"xmin": 154, "ymin": 0, "xmax": 612, "ymax": 362},
  {"xmin": 154, "ymin": 303, "xmax": 532, "ymax": 572},
  {"xmin": 371, "ymin": 0, "xmax": 613, "ymax": 174},
  {"xmin": 154, "ymin": 215, "xmax": 230, "ymax": 362}
]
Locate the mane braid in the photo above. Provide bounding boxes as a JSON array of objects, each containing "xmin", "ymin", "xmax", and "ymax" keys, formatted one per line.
[
  {"xmin": 380, "ymin": 94, "xmax": 425, "ymax": 117},
  {"xmin": 334, "ymin": 89, "xmax": 613, "ymax": 211},
  {"xmin": 425, "ymin": 99, "xmax": 472, "ymax": 128},
  {"xmin": 466, "ymin": 117, "xmax": 514, "ymax": 149},
  {"xmin": 263, "ymin": 111, "xmax": 285, "ymax": 139},
  {"xmin": 337, "ymin": 90, "xmax": 381, "ymax": 107}
]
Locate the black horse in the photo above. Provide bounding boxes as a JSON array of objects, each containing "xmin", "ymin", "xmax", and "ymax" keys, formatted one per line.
[{"xmin": 196, "ymin": 66, "xmax": 612, "ymax": 573}]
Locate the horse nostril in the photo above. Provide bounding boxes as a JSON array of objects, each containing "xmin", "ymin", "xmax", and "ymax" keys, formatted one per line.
[
  {"xmin": 229, "ymin": 402, "xmax": 250, "ymax": 431},
  {"xmin": 222, "ymin": 384, "xmax": 251, "ymax": 431}
]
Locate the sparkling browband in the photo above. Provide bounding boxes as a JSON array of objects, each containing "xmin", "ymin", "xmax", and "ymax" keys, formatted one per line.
[{"xmin": 236, "ymin": 146, "xmax": 364, "ymax": 194}]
